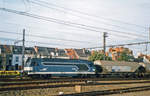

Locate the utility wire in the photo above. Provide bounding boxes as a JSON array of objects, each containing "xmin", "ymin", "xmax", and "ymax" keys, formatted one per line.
[
  {"xmin": 3, "ymin": 22, "xmax": 145, "ymax": 44},
  {"xmin": 86, "ymin": 41, "xmax": 150, "ymax": 49},
  {"xmin": 1, "ymin": 21, "xmax": 146, "ymax": 41},
  {"xmin": 22, "ymin": 0, "xmax": 31, "ymax": 12},
  {"xmin": 0, "ymin": 7, "xmax": 147, "ymax": 39},
  {"xmin": 30, "ymin": 1, "xmax": 147, "ymax": 38},
  {"xmin": 1, "ymin": 22, "xmax": 99, "ymax": 39},
  {"xmin": 32, "ymin": 0, "xmax": 147, "ymax": 29},
  {"xmin": 0, "ymin": 37, "xmax": 81, "ymax": 48},
  {"xmin": 31, "ymin": 0, "xmax": 147, "ymax": 34},
  {"xmin": 0, "ymin": 30, "xmax": 92, "ymax": 44}
]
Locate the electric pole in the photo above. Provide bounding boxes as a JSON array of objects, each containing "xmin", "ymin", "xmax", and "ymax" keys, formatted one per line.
[
  {"xmin": 22, "ymin": 29, "xmax": 25, "ymax": 73},
  {"xmin": 103, "ymin": 32, "xmax": 108, "ymax": 60},
  {"xmin": 149, "ymin": 27, "xmax": 150, "ymax": 41},
  {"xmin": 148, "ymin": 27, "xmax": 150, "ymax": 55}
]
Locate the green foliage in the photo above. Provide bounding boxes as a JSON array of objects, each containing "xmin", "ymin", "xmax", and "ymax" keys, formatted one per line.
[
  {"xmin": 88, "ymin": 52, "xmax": 112, "ymax": 61},
  {"xmin": 118, "ymin": 52, "xmax": 134, "ymax": 61},
  {"xmin": 88, "ymin": 51, "xmax": 135, "ymax": 62}
]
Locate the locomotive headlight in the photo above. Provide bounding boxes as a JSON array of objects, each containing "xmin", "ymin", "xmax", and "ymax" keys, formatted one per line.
[{"xmin": 24, "ymin": 67, "xmax": 33, "ymax": 71}]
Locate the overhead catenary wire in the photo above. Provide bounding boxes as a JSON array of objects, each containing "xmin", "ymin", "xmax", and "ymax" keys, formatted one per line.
[
  {"xmin": 0, "ymin": 7, "xmax": 147, "ymax": 39},
  {"xmin": 1, "ymin": 21, "xmax": 146, "ymax": 42},
  {"xmin": 2, "ymin": 22, "xmax": 145, "ymax": 46},
  {"xmin": 22, "ymin": 0, "xmax": 31, "ymax": 12},
  {"xmin": 1, "ymin": 22, "xmax": 143, "ymax": 40},
  {"xmin": 30, "ymin": 0, "xmax": 148, "ymax": 34},
  {"xmin": 0, "ymin": 30, "xmax": 93, "ymax": 44},
  {"xmin": 106, "ymin": 37, "xmax": 146, "ymax": 44},
  {"xmin": 2, "ymin": 29, "xmax": 145, "ymax": 49},
  {"xmin": 32, "ymin": 0, "xmax": 147, "ymax": 29},
  {"xmin": 86, "ymin": 41, "xmax": 150, "ymax": 49},
  {"xmin": 28, "ymin": 2, "xmax": 148, "ymax": 38},
  {"xmin": 0, "ymin": 37, "xmax": 81, "ymax": 48},
  {"xmin": 1, "ymin": 22, "xmax": 100, "ymax": 38},
  {"xmin": 0, "ymin": 1, "xmax": 148, "ymax": 51}
]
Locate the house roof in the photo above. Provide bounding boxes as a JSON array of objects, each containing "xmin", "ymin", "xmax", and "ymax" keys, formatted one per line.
[{"xmin": 74, "ymin": 49, "xmax": 90, "ymax": 57}]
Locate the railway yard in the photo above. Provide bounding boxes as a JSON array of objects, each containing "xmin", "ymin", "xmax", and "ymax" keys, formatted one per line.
[
  {"xmin": 0, "ymin": 0, "xmax": 150, "ymax": 96},
  {"xmin": 1, "ymin": 77, "xmax": 150, "ymax": 96}
]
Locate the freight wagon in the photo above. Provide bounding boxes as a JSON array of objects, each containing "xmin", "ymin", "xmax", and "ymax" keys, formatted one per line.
[{"xmin": 94, "ymin": 60, "xmax": 146, "ymax": 78}]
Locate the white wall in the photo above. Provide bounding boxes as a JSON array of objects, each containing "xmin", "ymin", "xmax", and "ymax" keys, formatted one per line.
[{"xmin": 12, "ymin": 54, "xmax": 22, "ymax": 66}]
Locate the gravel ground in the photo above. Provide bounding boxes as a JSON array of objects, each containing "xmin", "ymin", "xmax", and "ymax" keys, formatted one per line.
[
  {"xmin": 0, "ymin": 87, "xmax": 76, "ymax": 96},
  {"xmin": 109, "ymin": 90, "xmax": 150, "ymax": 96},
  {"xmin": 1, "ymin": 80, "xmax": 150, "ymax": 96}
]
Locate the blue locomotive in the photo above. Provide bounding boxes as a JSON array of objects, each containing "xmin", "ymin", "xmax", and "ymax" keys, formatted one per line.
[{"xmin": 24, "ymin": 58, "xmax": 95, "ymax": 78}]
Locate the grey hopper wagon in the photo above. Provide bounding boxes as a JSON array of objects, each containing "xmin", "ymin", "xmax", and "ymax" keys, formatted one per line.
[{"xmin": 94, "ymin": 60, "xmax": 145, "ymax": 77}]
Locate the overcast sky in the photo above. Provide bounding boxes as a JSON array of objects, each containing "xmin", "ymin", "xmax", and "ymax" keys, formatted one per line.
[{"xmin": 0, "ymin": 0, "xmax": 150, "ymax": 56}]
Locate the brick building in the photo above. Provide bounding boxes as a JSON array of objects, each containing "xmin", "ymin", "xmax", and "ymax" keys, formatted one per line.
[{"xmin": 109, "ymin": 47, "xmax": 133, "ymax": 61}]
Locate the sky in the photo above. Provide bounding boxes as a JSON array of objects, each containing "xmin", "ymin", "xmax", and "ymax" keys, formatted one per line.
[{"xmin": 0, "ymin": 0, "xmax": 150, "ymax": 56}]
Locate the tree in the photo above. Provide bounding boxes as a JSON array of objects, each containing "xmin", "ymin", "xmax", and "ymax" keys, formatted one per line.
[
  {"xmin": 88, "ymin": 52, "xmax": 112, "ymax": 61},
  {"xmin": 118, "ymin": 52, "xmax": 134, "ymax": 61}
]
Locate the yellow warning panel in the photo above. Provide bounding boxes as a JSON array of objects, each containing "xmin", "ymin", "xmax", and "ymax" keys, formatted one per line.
[{"xmin": 0, "ymin": 71, "xmax": 20, "ymax": 76}]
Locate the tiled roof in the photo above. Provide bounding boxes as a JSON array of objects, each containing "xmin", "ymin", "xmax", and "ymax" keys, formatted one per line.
[
  {"xmin": 75, "ymin": 49, "xmax": 87, "ymax": 57},
  {"xmin": 75, "ymin": 49, "xmax": 91, "ymax": 57}
]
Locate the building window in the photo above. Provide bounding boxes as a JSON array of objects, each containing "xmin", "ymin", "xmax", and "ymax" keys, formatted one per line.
[{"xmin": 16, "ymin": 56, "xmax": 19, "ymax": 62}]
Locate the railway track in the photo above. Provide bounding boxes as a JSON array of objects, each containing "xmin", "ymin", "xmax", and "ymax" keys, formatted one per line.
[
  {"xmin": 1, "ymin": 77, "xmax": 150, "ymax": 82},
  {"xmin": 0, "ymin": 79, "xmax": 85, "ymax": 86},
  {"xmin": 1, "ymin": 79, "xmax": 150, "ymax": 91},
  {"xmin": 1, "ymin": 77, "xmax": 150, "ymax": 86},
  {"xmin": 2, "ymin": 79, "xmax": 150, "ymax": 86},
  {"xmin": 62, "ymin": 85, "xmax": 150, "ymax": 96}
]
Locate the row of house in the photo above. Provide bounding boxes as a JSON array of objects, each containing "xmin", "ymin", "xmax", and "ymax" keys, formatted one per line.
[
  {"xmin": 0, "ymin": 45, "xmax": 91, "ymax": 71},
  {"xmin": 138, "ymin": 53, "xmax": 150, "ymax": 63},
  {"xmin": 109, "ymin": 47, "xmax": 133, "ymax": 60},
  {"xmin": 91, "ymin": 47, "xmax": 134, "ymax": 61},
  {"xmin": 0, "ymin": 44, "xmax": 141, "ymax": 71}
]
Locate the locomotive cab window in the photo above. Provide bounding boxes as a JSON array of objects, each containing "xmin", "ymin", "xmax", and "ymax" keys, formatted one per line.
[{"xmin": 76, "ymin": 64, "xmax": 89, "ymax": 71}]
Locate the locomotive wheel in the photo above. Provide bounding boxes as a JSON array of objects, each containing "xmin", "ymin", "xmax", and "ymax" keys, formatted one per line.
[
  {"xmin": 138, "ymin": 73, "xmax": 145, "ymax": 78},
  {"xmin": 125, "ymin": 74, "xmax": 130, "ymax": 78},
  {"xmin": 95, "ymin": 74, "xmax": 100, "ymax": 78}
]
